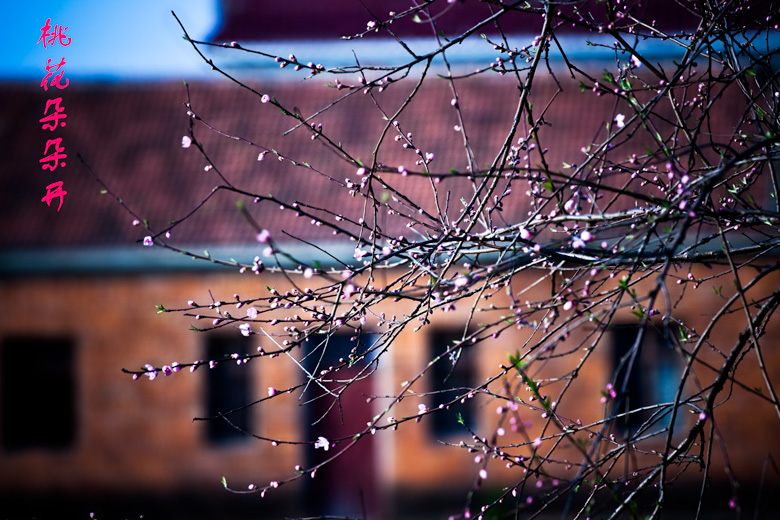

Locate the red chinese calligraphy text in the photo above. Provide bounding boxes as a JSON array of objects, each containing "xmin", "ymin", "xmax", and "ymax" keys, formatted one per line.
[
  {"xmin": 41, "ymin": 181, "xmax": 67, "ymax": 212},
  {"xmin": 37, "ymin": 18, "xmax": 71, "ymax": 49},
  {"xmin": 40, "ymin": 137, "xmax": 67, "ymax": 171},
  {"xmin": 40, "ymin": 98, "xmax": 67, "ymax": 131},
  {"xmin": 41, "ymin": 58, "xmax": 69, "ymax": 91}
]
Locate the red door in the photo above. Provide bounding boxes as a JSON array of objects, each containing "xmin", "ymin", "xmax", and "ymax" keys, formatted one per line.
[{"xmin": 305, "ymin": 334, "xmax": 378, "ymax": 518}]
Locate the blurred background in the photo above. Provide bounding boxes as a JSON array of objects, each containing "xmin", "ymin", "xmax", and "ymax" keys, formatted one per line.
[{"xmin": 3, "ymin": 1, "xmax": 779, "ymax": 519}]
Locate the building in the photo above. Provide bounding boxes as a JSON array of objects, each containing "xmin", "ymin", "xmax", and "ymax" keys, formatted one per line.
[{"xmin": 2, "ymin": 1, "xmax": 780, "ymax": 518}]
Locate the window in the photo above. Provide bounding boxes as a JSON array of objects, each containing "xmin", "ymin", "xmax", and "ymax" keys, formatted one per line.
[
  {"xmin": 1, "ymin": 336, "xmax": 75, "ymax": 451},
  {"xmin": 610, "ymin": 324, "xmax": 682, "ymax": 435},
  {"xmin": 428, "ymin": 329, "xmax": 476, "ymax": 437},
  {"xmin": 204, "ymin": 335, "xmax": 252, "ymax": 445}
]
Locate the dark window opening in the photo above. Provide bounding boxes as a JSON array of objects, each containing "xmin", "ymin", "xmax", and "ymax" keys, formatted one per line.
[
  {"xmin": 205, "ymin": 335, "xmax": 252, "ymax": 445},
  {"xmin": 1, "ymin": 336, "xmax": 75, "ymax": 451},
  {"xmin": 610, "ymin": 324, "xmax": 681, "ymax": 435},
  {"xmin": 429, "ymin": 329, "xmax": 476, "ymax": 437}
]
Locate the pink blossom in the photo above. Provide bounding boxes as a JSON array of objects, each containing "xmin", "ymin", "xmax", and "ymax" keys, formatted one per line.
[
  {"xmin": 256, "ymin": 229, "xmax": 270, "ymax": 243},
  {"xmin": 268, "ymin": 387, "xmax": 277, "ymax": 397},
  {"xmin": 314, "ymin": 436, "xmax": 330, "ymax": 451},
  {"xmin": 142, "ymin": 236, "xmax": 153, "ymax": 247},
  {"xmin": 247, "ymin": 307, "xmax": 258, "ymax": 319},
  {"xmin": 239, "ymin": 323, "xmax": 252, "ymax": 336},
  {"xmin": 615, "ymin": 114, "xmax": 626, "ymax": 129},
  {"xmin": 261, "ymin": 94, "xmax": 270, "ymax": 103},
  {"xmin": 144, "ymin": 364, "xmax": 157, "ymax": 381},
  {"xmin": 181, "ymin": 136, "xmax": 192, "ymax": 148}
]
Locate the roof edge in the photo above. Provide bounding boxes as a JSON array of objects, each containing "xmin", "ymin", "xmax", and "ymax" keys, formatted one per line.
[{"xmin": 0, "ymin": 242, "xmax": 359, "ymax": 277}]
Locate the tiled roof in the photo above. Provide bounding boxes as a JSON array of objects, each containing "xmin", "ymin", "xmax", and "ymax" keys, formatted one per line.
[
  {"xmin": 1, "ymin": 67, "xmax": 746, "ymax": 253},
  {"xmin": 211, "ymin": 0, "xmax": 700, "ymax": 42}
]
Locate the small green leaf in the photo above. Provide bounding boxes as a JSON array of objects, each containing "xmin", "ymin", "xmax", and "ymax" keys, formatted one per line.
[
  {"xmin": 156, "ymin": 304, "xmax": 166, "ymax": 314},
  {"xmin": 221, "ymin": 476, "xmax": 228, "ymax": 489}
]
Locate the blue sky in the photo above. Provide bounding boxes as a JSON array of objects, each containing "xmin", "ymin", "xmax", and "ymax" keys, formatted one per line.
[
  {"xmin": 5, "ymin": 1, "xmax": 648, "ymax": 83},
  {"xmin": 6, "ymin": 1, "xmax": 219, "ymax": 81},
  {"xmin": 9, "ymin": 1, "xmax": 753, "ymax": 83}
]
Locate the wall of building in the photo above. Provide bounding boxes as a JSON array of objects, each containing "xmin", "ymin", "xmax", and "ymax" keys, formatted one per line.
[{"xmin": 1, "ymin": 260, "xmax": 779, "ymax": 516}]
